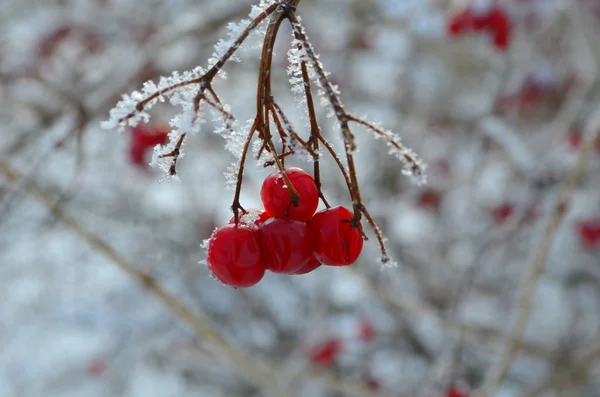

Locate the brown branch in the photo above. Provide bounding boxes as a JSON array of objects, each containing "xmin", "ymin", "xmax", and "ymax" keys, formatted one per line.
[
  {"xmin": 116, "ymin": 3, "xmax": 279, "ymax": 125},
  {"xmin": 230, "ymin": 121, "xmax": 258, "ymax": 223},
  {"xmin": 251, "ymin": 4, "xmax": 301, "ymax": 210},
  {"xmin": 298, "ymin": 56, "xmax": 330, "ymax": 208},
  {"xmin": 158, "ymin": 133, "xmax": 186, "ymax": 177}
]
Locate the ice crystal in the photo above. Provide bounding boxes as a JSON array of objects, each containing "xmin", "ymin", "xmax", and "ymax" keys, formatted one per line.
[{"xmin": 224, "ymin": 160, "xmax": 241, "ymax": 191}]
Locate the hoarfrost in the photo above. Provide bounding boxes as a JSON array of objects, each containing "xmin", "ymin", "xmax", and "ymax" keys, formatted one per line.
[{"xmin": 224, "ymin": 160, "xmax": 241, "ymax": 191}]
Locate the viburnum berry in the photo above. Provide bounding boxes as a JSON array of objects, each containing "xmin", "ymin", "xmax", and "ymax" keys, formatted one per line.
[
  {"xmin": 577, "ymin": 219, "xmax": 600, "ymax": 249},
  {"xmin": 260, "ymin": 167, "xmax": 319, "ymax": 222},
  {"xmin": 206, "ymin": 224, "xmax": 265, "ymax": 288},
  {"xmin": 485, "ymin": 6, "xmax": 511, "ymax": 50},
  {"xmin": 568, "ymin": 131, "xmax": 584, "ymax": 149},
  {"xmin": 291, "ymin": 256, "xmax": 322, "ymax": 275},
  {"xmin": 307, "ymin": 338, "xmax": 342, "ymax": 367},
  {"xmin": 492, "ymin": 203, "xmax": 514, "ymax": 225},
  {"xmin": 129, "ymin": 124, "xmax": 169, "ymax": 169},
  {"xmin": 260, "ymin": 218, "xmax": 314, "ymax": 274},
  {"xmin": 447, "ymin": 386, "xmax": 468, "ymax": 397},
  {"xmin": 364, "ymin": 377, "xmax": 381, "ymax": 392},
  {"xmin": 417, "ymin": 188, "xmax": 443, "ymax": 212},
  {"xmin": 229, "ymin": 209, "xmax": 270, "ymax": 229},
  {"xmin": 358, "ymin": 320, "xmax": 376, "ymax": 342},
  {"xmin": 86, "ymin": 357, "xmax": 108, "ymax": 378},
  {"xmin": 447, "ymin": 9, "xmax": 474, "ymax": 36},
  {"xmin": 471, "ymin": 14, "xmax": 488, "ymax": 32},
  {"xmin": 567, "ymin": 130, "xmax": 600, "ymax": 152},
  {"xmin": 309, "ymin": 206, "xmax": 364, "ymax": 266}
]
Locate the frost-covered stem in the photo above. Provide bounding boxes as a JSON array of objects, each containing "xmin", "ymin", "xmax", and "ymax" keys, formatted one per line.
[
  {"xmin": 231, "ymin": 121, "xmax": 258, "ymax": 224},
  {"xmin": 203, "ymin": 93, "xmax": 235, "ymax": 132},
  {"xmin": 289, "ymin": 13, "xmax": 400, "ymax": 261},
  {"xmin": 347, "ymin": 115, "xmax": 423, "ymax": 178},
  {"xmin": 255, "ymin": 5, "xmax": 285, "ymax": 136},
  {"xmin": 205, "ymin": 3, "xmax": 279, "ymax": 82},
  {"xmin": 299, "ymin": 59, "xmax": 330, "ymax": 208},
  {"xmin": 267, "ymin": 104, "xmax": 289, "ymax": 160},
  {"xmin": 289, "ymin": 14, "xmax": 362, "ymax": 214},
  {"xmin": 270, "ymin": 102, "xmax": 318, "ymax": 161},
  {"xmin": 481, "ymin": 105, "xmax": 600, "ymax": 397},
  {"xmin": 254, "ymin": 4, "xmax": 300, "ymax": 207},
  {"xmin": 116, "ymin": 3, "xmax": 279, "ymax": 124},
  {"xmin": 158, "ymin": 133, "xmax": 186, "ymax": 176},
  {"xmin": 0, "ymin": 160, "xmax": 291, "ymax": 397},
  {"xmin": 288, "ymin": 15, "xmax": 354, "ymax": 150},
  {"xmin": 316, "ymin": 135, "xmax": 352, "ymax": 199},
  {"xmin": 360, "ymin": 206, "xmax": 394, "ymax": 256}
]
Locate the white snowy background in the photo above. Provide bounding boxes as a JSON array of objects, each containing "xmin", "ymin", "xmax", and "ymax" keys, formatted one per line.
[{"xmin": 1, "ymin": 0, "xmax": 600, "ymax": 396}]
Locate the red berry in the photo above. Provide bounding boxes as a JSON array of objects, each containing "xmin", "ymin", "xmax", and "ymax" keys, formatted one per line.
[
  {"xmin": 516, "ymin": 81, "xmax": 541, "ymax": 111},
  {"xmin": 492, "ymin": 203, "xmax": 513, "ymax": 225},
  {"xmin": 358, "ymin": 320, "xmax": 376, "ymax": 342},
  {"xmin": 568, "ymin": 132, "xmax": 583, "ymax": 149},
  {"xmin": 291, "ymin": 256, "xmax": 322, "ymax": 275},
  {"xmin": 309, "ymin": 206, "xmax": 363, "ymax": 266},
  {"xmin": 260, "ymin": 218, "xmax": 314, "ymax": 274},
  {"xmin": 365, "ymin": 377, "xmax": 381, "ymax": 391},
  {"xmin": 308, "ymin": 338, "xmax": 342, "ymax": 367},
  {"xmin": 567, "ymin": 131, "xmax": 600, "ymax": 152},
  {"xmin": 486, "ymin": 7, "xmax": 510, "ymax": 31},
  {"xmin": 471, "ymin": 14, "xmax": 488, "ymax": 32},
  {"xmin": 260, "ymin": 167, "xmax": 319, "ymax": 222},
  {"xmin": 229, "ymin": 209, "xmax": 270, "ymax": 229},
  {"xmin": 485, "ymin": 7, "xmax": 511, "ymax": 50},
  {"xmin": 417, "ymin": 189, "xmax": 443, "ymax": 211},
  {"xmin": 447, "ymin": 386, "xmax": 468, "ymax": 397},
  {"xmin": 206, "ymin": 225, "xmax": 265, "ymax": 288},
  {"xmin": 129, "ymin": 144, "xmax": 147, "ymax": 167},
  {"xmin": 447, "ymin": 9, "xmax": 474, "ymax": 36},
  {"xmin": 86, "ymin": 357, "xmax": 108, "ymax": 378},
  {"xmin": 129, "ymin": 124, "xmax": 169, "ymax": 169},
  {"xmin": 132, "ymin": 124, "xmax": 169, "ymax": 148},
  {"xmin": 492, "ymin": 28, "xmax": 510, "ymax": 51},
  {"xmin": 577, "ymin": 219, "xmax": 600, "ymax": 249}
]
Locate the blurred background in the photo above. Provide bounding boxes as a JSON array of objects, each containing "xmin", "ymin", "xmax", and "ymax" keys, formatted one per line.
[{"xmin": 1, "ymin": 0, "xmax": 600, "ymax": 396}]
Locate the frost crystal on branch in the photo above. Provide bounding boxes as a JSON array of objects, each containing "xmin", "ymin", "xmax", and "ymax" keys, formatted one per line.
[{"xmin": 101, "ymin": 67, "xmax": 207, "ymax": 132}]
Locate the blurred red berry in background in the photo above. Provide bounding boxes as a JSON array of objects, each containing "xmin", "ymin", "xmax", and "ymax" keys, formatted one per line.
[{"xmin": 308, "ymin": 338, "xmax": 342, "ymax": 367}]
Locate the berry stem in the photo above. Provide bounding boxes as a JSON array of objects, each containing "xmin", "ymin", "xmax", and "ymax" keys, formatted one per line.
[
  {"xmin": 299, "ymin": 57, "xmax": 330, "ymax": 208},
  {"xmin": 158, "ymin": 133, "xmax": 186, "ymax": 176},
  {"xmin": 231, "ymin": 120, "xmax": 258, "ymax": 224},
  {"xmin": 253, "ymin": 4, "xmax": 301, "ymax": 210}
]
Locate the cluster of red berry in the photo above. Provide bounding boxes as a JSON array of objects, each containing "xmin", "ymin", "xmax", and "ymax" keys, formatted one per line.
[
  {"xmin": 447, "ymin": 5, "xmax": 511, "ymax": 51},
  {"xmin": 205, "ymin": 167, "xmax": 364, "ymax": 288}
]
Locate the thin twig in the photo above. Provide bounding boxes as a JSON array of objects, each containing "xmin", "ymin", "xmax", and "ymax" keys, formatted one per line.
[{"xmin": 116, "ymin": 3, "xmax": 279, "ymax": 125}]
